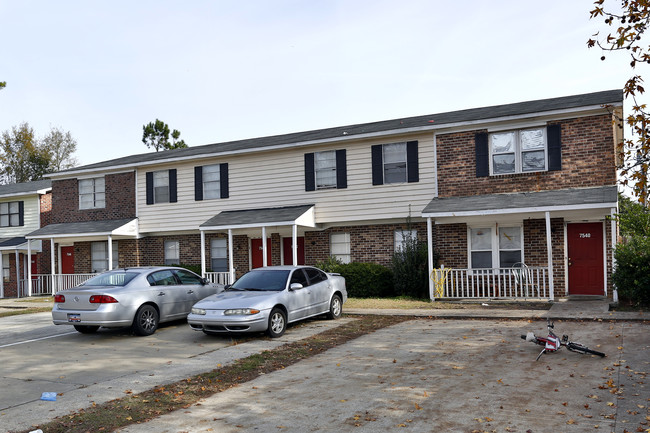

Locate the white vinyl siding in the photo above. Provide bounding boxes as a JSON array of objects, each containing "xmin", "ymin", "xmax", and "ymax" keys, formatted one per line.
[{"xmin": 135, "ymin": 133, "xmax": 436, "ymax": 234}]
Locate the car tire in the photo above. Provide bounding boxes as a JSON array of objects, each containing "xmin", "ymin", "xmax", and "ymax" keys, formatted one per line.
[
  {"xmin": 132, "ymin": 304, "xmax": 159, "ymax": 336},
  {"xmin": 73, "ymin": 325, "xmax": 100, "ymax": 334},
  {"xmin": 326, "ymin": 294, "xmax": 342, "ymax": 320},
  {"xmin": 266, "ymin": 308, "xmax": 287, "ymax": 338}
]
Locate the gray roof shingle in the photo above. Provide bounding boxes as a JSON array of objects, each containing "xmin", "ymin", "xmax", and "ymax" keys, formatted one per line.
[
  {"xmin": 55, "ymin": 89, "xmax": 623, "ymax": 175},
  {"xmin": 200, "ymin": 205, "xmax": 314, "ymax": 228},
  {"xmin": 0, "ymin": 179, "xmax": 52, "ymax": 196},
  {"xmin": 26, "ymin": 218, "xmax": 136, "ymax": 238}
]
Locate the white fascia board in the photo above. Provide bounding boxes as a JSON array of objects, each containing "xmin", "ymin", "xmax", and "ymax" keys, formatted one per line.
[
  {"xmin": 0, "ymin": 191, "xmax": 48, "ymax": 199},
  {"xmin": 201, "ymin": 220, "xmax": 306, "ymax": 231},
  {"xmin": 48, "ymin": 105, "xmax": 618, "ymax": 178},
  {"xmin": 422, "ymin": 201, "xmax": 618, "ymax": 218}
]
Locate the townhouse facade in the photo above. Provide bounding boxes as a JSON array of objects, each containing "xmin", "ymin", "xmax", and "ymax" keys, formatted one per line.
[
  {"xmin": 23, "ymin": 89, "xmax": 622, "ymax": 301},
  {"xmin": 0, "ymin": 180, "xmax": 51, "ymax": 297}
]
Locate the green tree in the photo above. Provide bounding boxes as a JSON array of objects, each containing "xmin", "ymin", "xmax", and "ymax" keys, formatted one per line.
[
  {"xmin": 613, "ymin": 194, "xmax": 650, "ymax": 305},
  {"xmin": 0, "ymin": 123, "xmax": 78, "ymax": 183},
  {"xmin": 589, "ymin": 0, "xmax": 650, "ymax": 205},
  {"xmin": 142, "ymin": 119, "xmax": 187, "ymax": 152},
  {"xmin": 0, "ymin": 81, "xmax": 6, "ymax": 90}
]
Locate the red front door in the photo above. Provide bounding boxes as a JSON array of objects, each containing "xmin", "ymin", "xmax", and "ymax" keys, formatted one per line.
[
  {"xmin": 567, "ymin": 222, "xmax": 604, "ymax": 296},
  {"xmin": 282, "ymin": 237, "xmax": 305, "ymax": 265},
  {"xmin": 251, "ymin": 239, "xmax": 272, "ymax": 269},
  {"xmin": 61, "ymin": 246, "xmax": 74, "ymax": 274}
]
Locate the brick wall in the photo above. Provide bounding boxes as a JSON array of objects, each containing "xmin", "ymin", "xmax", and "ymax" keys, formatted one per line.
[
  {"xmin": 51, "ymin": 172, "xmax": 136, "ymax": 224},
  {"xmin": 436, "ymin": 114, "xmax": 616, "ymax": 198}
]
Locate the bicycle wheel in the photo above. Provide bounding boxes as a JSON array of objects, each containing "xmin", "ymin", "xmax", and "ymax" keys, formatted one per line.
[{"xmin": 567, "ymin": 342, "xmax": 605, "ymax": 357}]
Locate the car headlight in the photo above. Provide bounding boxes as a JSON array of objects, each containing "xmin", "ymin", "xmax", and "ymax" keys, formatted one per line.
[
  {"xmin": 191, "ymin": 308, "xmax": 207, "ymax": 315},
  {"xmin": 224, "ymin": 308, "xmax": 260, "ymax": 315}
]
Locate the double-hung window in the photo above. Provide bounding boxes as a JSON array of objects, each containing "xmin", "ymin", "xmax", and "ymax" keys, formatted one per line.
[
  {"xmin": 490, "ymin": 127, "xmax": 546, "ymax": 175},
  {"xmin": 0, "ymin": 202, "xmax": 21, "ymax": 227},
  {"xmin": 91, "ymin": 241, "xmax": 119, "ymax": 273},
  {"xmin": 330, "ymin": 232, "xmax": 351, "ymax": 264},
  {"xmin": 79, "ymin": 177, "xmax": 105, "ymax": 209},
  {"xmin": 153, "ymin": 171, "xmax": 170, "ymax": 203},
  {"xmin": 304, "ymin": 150, "xmax": 347, "ymax": 191},
  {"xmin": 371, "ymin": 141, "xmax": 418, "ymax": 185},
  {"xmin": 164, "ymin": 240, "xmax": 180, "ymax": 265},
  {"xmin": 210, "ymin": 238, "xmax": 228, "ymax": 272},
  {"xmin": 383, "ymin": 143, "xmax": 407, "ymax": 183},
  {"xmin": 2, "ymin": 254, "xmax": 9, "ymax": 281},
  {"xmin": 315, "ymin": 151, "xmax": 337, "ymax": 189},
  {"xmin": 394, "ymin": 229, "xmax": 417, "ymax": 252},
  {"xmin": 469, "ymin": 226, "xmax": 522, "ymax": 269},
  {"xmin": 202, "ymin": 164, "xmax": 221, "ymax": 200}
]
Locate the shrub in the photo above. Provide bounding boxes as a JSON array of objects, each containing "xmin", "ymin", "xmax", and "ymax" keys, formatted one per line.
[
  {"xmin": 314, "ymin": 255, "xmax": 344, "ymax": 273},
  {"xmin": 613, "ymin": 236, "xmax": 650, "ymax": 306},
  {"xmin": 391, "ymin": 231, "xmax": 431, "ymax": 299},
  {"xmin": 333, "ymin": 262, "xmax": 393, "ymax": 298}
]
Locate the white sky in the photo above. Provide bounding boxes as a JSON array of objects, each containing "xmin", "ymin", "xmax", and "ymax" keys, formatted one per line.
[{"xmin": 0, "ymin": 0, "xmax": 633, "ymax": 166}]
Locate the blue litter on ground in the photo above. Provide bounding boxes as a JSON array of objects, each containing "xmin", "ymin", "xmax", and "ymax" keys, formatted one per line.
[{"xmin": 40, "ymin": 392, "xmax": 57, "ymax": 401}]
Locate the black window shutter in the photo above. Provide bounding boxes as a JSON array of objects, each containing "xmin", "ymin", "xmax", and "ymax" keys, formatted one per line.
[
  {"xmin": 475, "ymin": 132, "xmax": 489, "ymax": 177},
  {"xmin": 146, "ymin": 172, "xmax": 154, "ymax": 205},
  {"xmin": 220, "ymin": 163, "xmax": 229, "ymax": 199},
  {"xmin": 18, "ymin": 201, "xmax": 24, "ymax": 226},
  {"xmin": 336, "ymin": 149, "xmax": 347, "ymax": 189},
  {"xmin": 371, "ymin": 144, "xmax": 383, "ymax": 185},
  {"xmin": 169, "ymin": 169, "xmax": 177, "ymax": 203},
  {"xmin": 194, "ymin": 166, "xmax": 203, "ymax": 201},
  {"xmin": 547, "ymin": 124, "xmax": 562, "ymax": 171},
  {"xmin": 304, "ymin": 153, "xmax": 315, "ymax": 191},
  {"xmin": 406, "ymin": 141, "xmax": 419, "ymax": 183}
]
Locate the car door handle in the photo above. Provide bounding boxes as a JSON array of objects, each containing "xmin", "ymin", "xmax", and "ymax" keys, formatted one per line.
[
  {"xmin": 158, "ymin": 292, "xmax": 166, "ymax": 296},
  {"xmin": 187, "ymin": 290, "xmax": 194, "ymax": 294}
]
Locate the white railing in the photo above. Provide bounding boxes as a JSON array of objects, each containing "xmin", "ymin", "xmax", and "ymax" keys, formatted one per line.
[
  {"xmin": 431, "ymin": 267, "xmax": 550, "ymax": 299},
  {"xmin": 203, "ymin": 272, "xmax": 231, "ymax": 285},
  {"xmin": 20, "ymin": 274, "xmax": 97, "ymax": 296}
]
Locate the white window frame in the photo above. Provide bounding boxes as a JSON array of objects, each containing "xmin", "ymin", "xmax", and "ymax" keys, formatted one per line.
[
  {"xmin": 394, "ymin": 229, "xmax": 417, "ymax": 252},
  {"xmin": 382, "ymin": 142, "xmax": 407, "ymax": 184},
  {"xmin": 314, "ymin": 150, "xmax": 337, "ymax": 190},
  {"xmin": 91, "ymin": 241, "xmax": 119, "ymax": 273},
  {"xmin": 0, "ymin": 201, "xmax": 20, "ymax": 227},
  {"xmin": 2, "ymin": 254, "xmax": 9, "ymax": 281},
  {"xmin": 489, "ymin": 127, "xmax": 547, "ymax": 175},
  {"xmin": 467, "ymin": 225, "xmax": 524, "ymax": 269},
  {"xmin": 330, "ymin": 232, "xmax": 351, "ymax": 264},
  {"xmin": 153, "ymin": 170, "xmax": 170, "ymax": 204},
  {"xmin": 79, "ymin": 177, "xmax": 106, "ymax": 210},
  {"xmin": 202, "ymin": 164, "xmax": 221, "ymax": 200},
  {"xmin": 164, "ymin": 240, "xmax": 180, "ymax": 266},
  {"xmin": 210, "ymin": 238, "xmax": 228, "ymax": 271}
]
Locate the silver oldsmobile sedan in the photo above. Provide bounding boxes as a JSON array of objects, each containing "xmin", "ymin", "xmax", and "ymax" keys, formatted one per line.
[
  {"xmin": 52, "ymin": 267, "xmax": 223, "ymax": 336},
  {"xmin": 188, "ymin": 265, "xmax": 347, "ymax": 338}
]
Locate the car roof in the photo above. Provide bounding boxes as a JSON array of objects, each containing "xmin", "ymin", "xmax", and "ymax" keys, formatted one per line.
[{"xmin": 248, "ymin": 265, "xmax": 314, "ymax": 271}]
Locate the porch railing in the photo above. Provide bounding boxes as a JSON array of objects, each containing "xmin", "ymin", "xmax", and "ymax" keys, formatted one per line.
[
  {"xmin": 203, "ymin": 272, "xmax": 232, "ymax": 285},
  {"xmin": 431, "ymin": 267, "xmax": 550, "ymax": 300},
  {"xmin": 20, "ymin": 274, "xmax": 97, "ymax": 296}
]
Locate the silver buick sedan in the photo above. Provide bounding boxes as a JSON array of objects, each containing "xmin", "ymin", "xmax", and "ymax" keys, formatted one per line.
[
  {"xmin": 187, "ymin": 265, "xmax": 347, "ymax": 338},
  {"xmin": 52, "ymin": 267, "xmax": 223, "ymax": 336}
]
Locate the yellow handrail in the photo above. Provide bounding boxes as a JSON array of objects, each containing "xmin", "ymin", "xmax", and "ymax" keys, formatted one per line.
[{"xmin": 430, "ymin": 267, "xmax": 451, "ymax": 299}]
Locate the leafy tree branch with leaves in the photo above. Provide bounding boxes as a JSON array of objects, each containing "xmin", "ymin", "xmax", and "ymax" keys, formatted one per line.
[{"xmin": 142, "ymin": 119, "xmax": 187, "ymax": 151}]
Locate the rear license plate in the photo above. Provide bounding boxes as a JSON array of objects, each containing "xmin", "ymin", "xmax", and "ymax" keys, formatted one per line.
[{"xmin": 68, "ymin": 314, "xmax": 81, "ymax": 323}]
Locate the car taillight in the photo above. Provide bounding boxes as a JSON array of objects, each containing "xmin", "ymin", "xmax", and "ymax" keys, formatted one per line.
[
  {"xmin": 54, "ymin": 294, "xmax": 65, "ymax": 303},
  {"xmin": 89, "ymin": 295, "xmax": 118, "ymax": 304}
]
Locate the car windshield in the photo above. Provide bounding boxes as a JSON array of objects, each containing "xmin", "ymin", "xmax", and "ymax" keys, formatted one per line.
[
  {"xmin": 230, "ymin": 270, "xmax": 290, "ymax": 291},
  {"xmin": 82, "ymin": 271, "xmax": 139, "ymax": 287}
]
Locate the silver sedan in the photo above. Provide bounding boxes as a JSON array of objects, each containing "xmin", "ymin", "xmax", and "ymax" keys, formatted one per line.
[
  {"xmin": 188, "ymin": 265, "xmax": 347, "ymax": 338},
  {"xmin": 52, "ymin": 267, "xmax": 223, "ymax": 336}
]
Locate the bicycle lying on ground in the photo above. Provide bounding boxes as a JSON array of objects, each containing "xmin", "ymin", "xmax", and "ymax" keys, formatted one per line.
[{"xmin": 521, "ymin": 320, "xmax": 606, "ymax": 361}]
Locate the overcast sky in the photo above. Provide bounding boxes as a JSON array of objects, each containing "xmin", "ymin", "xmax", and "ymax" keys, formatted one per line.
[{"xmin": 0, "ymin": 0, "xmax": 632, "ymax": 166}]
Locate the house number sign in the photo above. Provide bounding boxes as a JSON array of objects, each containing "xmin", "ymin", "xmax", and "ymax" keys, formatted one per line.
[{"xmin": 579, "ymin": 233, "xmax": 591, "ymax": 238}]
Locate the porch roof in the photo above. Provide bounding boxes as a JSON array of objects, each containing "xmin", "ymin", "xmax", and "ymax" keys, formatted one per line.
[
  {"xmin": 422, "ymin": 186, "xmax": 618, "ymax": 220},
  {"xmin": 200, "ymin": 205, "xmax": 316, "ymax": 231},
  {"xmin": 0, "ymin": 237, "xmax": 43, "ymax": 253},
  {"xmin": 25, "ymin": 218, "xmax": 139, "ymax": 241}
]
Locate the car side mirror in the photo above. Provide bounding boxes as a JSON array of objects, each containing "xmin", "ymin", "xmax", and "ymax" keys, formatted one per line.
[
  {"xmin": 224, "ymin": 284, "xmax": 232, "ymax": 290},
  {"xmin": 290, "ymin": 283, "xmax": 304, "ymax": 291},
  {"xmin": 201, "ymin": 278, "xmax": 209, "ymax": 285}
]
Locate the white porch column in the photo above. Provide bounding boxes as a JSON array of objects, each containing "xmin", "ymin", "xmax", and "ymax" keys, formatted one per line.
[
  {"xmin": 200, "ymin": 230, "xmax": 206, "ymax": 277},
  {"xmin": 228, "ymin": 229, "xmax": 234, "ymax": 283},
  {"xmin": 427, "ymin": 217, "xmax": 434, "ymax": 301},
  {"xmin": 107, "ymin": 235, "xmax": 113, "ymax": 270},
  {"xmin": 15, "ymin": 249, "xmax": 20, "ymax": 298},
  {"xmin": 545, "ymin": 211, "xmax": 555, "ymax": 301},
  {"xmin": 611, "ymin": 207, "xmax": 618, "ymax": 303},
  {"xmin": 261, "ymin": 226, "xmax": 267, "ymax": 267},
  {"xmin": 51, "ymin": 238, "xmax": 57, "ymax": 294},
  {"xmin": 292, "ymin": 224, "xmax": 298, "ymax": 266},
  {"xmin": 27, "ymin": 241, "xmax": 33, "ymax": 297}
]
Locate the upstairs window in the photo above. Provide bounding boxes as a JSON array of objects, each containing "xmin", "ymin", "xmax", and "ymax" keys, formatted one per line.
[
  {"xmin": 304, "ymin": 150, "xmax": 347, "ymax": 191},
  {"xmin": 195, "ymin": 163, "xmax": 229, "ymax": 201},
  {"xmin": 79, "ymin": 177, "xmax": 105, "ymax": 209},
  {"xmin": 315, "ymin": 151, "xmax": 337, "ymax": 189},
  {"xmin": 371, "ymin": 141, "xmax": 419, "ymax": 185},
  {"xmin": 490, "ymin": 127, "xmax": 546, "ymax": 175},
  {"xmin": 146, "ymin": 169, "xmax": 177, "ymax": 205},
  {"xmin": 0, "ymin": 201, "xmax": 22, "ymax": 227}
]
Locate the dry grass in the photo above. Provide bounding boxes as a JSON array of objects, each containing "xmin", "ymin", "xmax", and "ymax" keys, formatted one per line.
[{"xmin": 345, "ymin": 297, "xmax": 465, "ymax": 309}]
